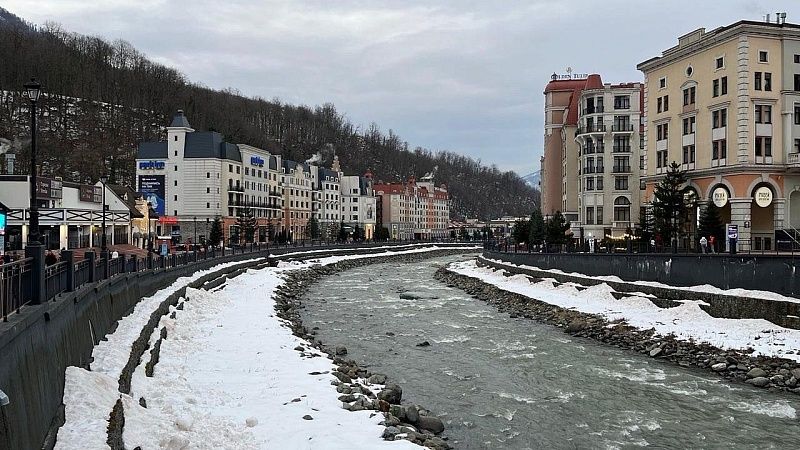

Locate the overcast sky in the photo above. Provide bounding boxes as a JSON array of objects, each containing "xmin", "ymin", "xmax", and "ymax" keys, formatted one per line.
[{"xmin": 4, "ymin": 0, "xmax": 797, "ymax": 176}]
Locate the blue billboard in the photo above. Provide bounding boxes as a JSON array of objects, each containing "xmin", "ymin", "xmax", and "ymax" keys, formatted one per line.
[{"xmin": 138, "ymin": 174, "xmax": 165, "ymax": 216}]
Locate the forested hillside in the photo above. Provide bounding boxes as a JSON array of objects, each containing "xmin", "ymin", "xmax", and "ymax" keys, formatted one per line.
[{"xmin": 0, "ymin": 7, "xmax": 539, "ymax": 219}]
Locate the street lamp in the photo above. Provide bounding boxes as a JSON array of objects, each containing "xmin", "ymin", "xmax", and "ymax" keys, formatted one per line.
[
  {"xmin": 193, "ymin": 216, "xmax": 197, "ymax": 250},
  {"xmin": 147, "ymin": 201, "xmax": 153, "ymax": 253},
  {"xmin": 24, "ymin": 78, "xmax": 42, "ymax": 246},
  {"xmin": 100, "ymin": 174, "xmax": 108, "ymax": 252}
]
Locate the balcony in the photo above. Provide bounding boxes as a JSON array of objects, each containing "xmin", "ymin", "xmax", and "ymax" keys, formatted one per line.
[
  {"xmin": 582, "ymin": 106, "xmax": 604, "ymax": 115},
  {"xmin": 583, "ymin": 167, "xmax": 596, "ymax": 174},
  {"xmin": 576, "ymin": 124, "xmax": 606, "ymax": 136},
  {"xmin": 228, "ymin": 185, "xmax": 244, "ymax": 193},
  {"xmin": 612, "ymin": 165, "xmax": 632, "ymax": 174},
  {"xmin": 788, "ymin": 153, "xmax": 800, "ymax": 168},
  {"xmin": 612, "ymin": 146, "xmax": 632, "ymax": 153},
  {"xmin": 611, "ymin": 123, "xmax": 634, "ymax": 132}
]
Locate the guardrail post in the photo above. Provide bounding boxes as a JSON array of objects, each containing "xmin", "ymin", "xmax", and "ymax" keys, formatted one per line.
[
  {"xmin": 118, "ymin": 253, "xmax": 126, "ymax": 273},
  {"xmin": 146, "ymin": 252, "xmax": 153, "ymax": 270},
  {"xmin": 61, "ymin": 250, "xmax": 75, "ymax": 292},
  {"xmin": 100, "ymin": 250, "xmax": 109, "ymax": 279},
  {"xmin": 87, "ymin": 251, "xmax": 96, "ymax": 282},
  {"xmin": 26, "ymin": 244, "xmax": 45, "ymax": 304},
  {"xmin": 129, "ymin": 254, "xmax": 137, "ymax": 273}
]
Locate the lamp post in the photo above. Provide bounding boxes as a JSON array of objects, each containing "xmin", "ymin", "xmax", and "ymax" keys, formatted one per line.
[
  {"xmin": 100, "ymin": 175, "xmax": 108, "ymax": 252},
  {"xmin": 146, "ymin": 202, "xmax": 152, "ymax": 253},
  {"xmin": 24, "ymin": 78, "xmax": 42, "ymax": 246},
  {"xmin": 193, "ymin": 216, "xmax": 197, "ymax": 250}
]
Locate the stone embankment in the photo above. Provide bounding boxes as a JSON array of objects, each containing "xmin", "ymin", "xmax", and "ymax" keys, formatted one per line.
[
  {"xmin": 434, "ymin": 266, "xmax": 800, "ymax": 396},
  {"xmin": 274, "ymin": 249, "xmax": 476, "ymax": 450}
]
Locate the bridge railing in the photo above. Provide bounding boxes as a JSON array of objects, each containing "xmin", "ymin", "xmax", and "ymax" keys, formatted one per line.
[{"xmin": 1, "ymin": 258, "xmax": 33, "ymax": 322}]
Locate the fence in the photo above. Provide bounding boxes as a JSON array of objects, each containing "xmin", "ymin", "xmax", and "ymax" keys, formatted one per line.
[{"xmin": 1, "ymin": 258, "xmax": 33, "ymax": 322}]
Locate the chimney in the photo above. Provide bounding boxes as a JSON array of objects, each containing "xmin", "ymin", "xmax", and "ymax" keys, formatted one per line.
[{"xmin": 5, "ymin": 153, "xmax": 14, "ymax": 175}]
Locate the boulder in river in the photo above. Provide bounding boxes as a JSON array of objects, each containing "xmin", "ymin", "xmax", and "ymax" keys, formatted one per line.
[
  {"xmin": 379, "ymin": 384, "xmax": 403, "ymax": 404},
  {"xmin": 746, "ymin": 367, "xmax": 767, "ymax": 379},
  {"xmin": 399, "ymin": 292, "xmax": 439, "ymax": 300},
  {"xmin": 382, "ymin": 426, "xmax": 401, "ymax": 439},
  {"xmin": 335, "ymin": 345, "xmax": 348, "ymax": 356},
  {"xmin": 416, "ymin": 341, "xmax": 431, "ymax": 347},
  {"xmin": 416, "ymin": 415, "xmax": 445, "ymax": 434},
  {"xmin": 711, "ymin": 363, "xmax": 727, "ymax": 372},
  {"xmin": 746, "ymin": 377, "xmax": 770, "ymax": 387}
]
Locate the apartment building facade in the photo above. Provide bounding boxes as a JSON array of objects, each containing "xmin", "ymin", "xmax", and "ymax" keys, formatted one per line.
[
  {"xmin": 340, "ymin": 171, "xmax": 377, "ymax": 239},
  {"xmin": 374, "ymin": 176, "xmax": 449, "ymax": 240},
  {"xmin": 638, "ymin": 19, "xmax": 800, "ymax": 250}
]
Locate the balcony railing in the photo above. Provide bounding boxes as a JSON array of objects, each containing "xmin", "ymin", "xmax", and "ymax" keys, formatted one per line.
[
  {"xmin": 612, "ymin": 165, "xmax": 632, "ymax": 173},
  {"xmin": 583, "ymin": 167, "xmax": 596, "ymax": 174},
  {"xmin": 612, "ymin": 123, "xmax": 635, "ymax": 132},
  {"xmin": 582, "ymin": 106, "xmax": 604, "ymax": 114},
  {"xmin": 788, "ymin": 153, "xmax": 800, "ymax": 166},
  {"xmin": 612, "ymin": 146, "xmax": 632, "ymax": 153},
  {"xmin": 576, "ymin": 124, "xmax": 606, "ymax": 135},
  {"xmin": 228, "ymin": 185, "xmax": 245, "ymax": 193}
]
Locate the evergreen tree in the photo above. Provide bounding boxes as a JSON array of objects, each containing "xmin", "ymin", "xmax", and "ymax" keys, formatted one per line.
[
  {"xmin": 338, "ymin": 222, "xmax": 348, "ymax": 242},
  {"xmin": 529, "ymin": 209, "xmax": 545, "ymax": 246},
  {"xmin": 698, "ymin": 202, "xmax": 724, "ymax": 245},
  {"xmin": 652, "ymin": 162, "xmax": 689, "ymax": 243},
  {"xmin": 306, "ymin": 217, "xmax": 320, "ymax": 239},
  {"xmin": 353, "ymin": 224, "xmax": 363, "ymax": 241},
  {"xmin": 458, "ymin": 227, "xmax": 469, "ymax": 240},
  {"xmin": 637, "ymin": 205, "xmax": 654, "ymax": 243},
  {"xmin": 208, "ymin": 216, "xmax": 223, "ymax": 248},
  {"xmin": 472, "ymin": 229, "xmax": 481, "ymax": 240},
  {"xmin": 512, "ymin": 218, "xmax": 530, "ymax": 244},
  {"xmin": 267, "ymin": 222, "xmax": 276, "ymax": 242},
  {"xmin": 545, "ymin": 211, "xmax": 571, "ymax": 246},
  {"xmin": 235, "ymin": 207, "xmax": 257, "ymax": 243}
]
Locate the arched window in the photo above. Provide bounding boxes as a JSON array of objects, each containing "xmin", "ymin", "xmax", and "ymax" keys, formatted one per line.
[{"xmin": 614, "ymin": 196, "xmax": 631, "ymax": 222}]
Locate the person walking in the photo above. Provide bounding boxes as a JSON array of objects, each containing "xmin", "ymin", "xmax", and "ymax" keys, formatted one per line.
[
  {"xmin": 699, "ymin": 236, "xmax": 708, "ymax": 254},
  {"xmin": 709, "ymin": 235, "xmax": 716, "ymax": 254}
]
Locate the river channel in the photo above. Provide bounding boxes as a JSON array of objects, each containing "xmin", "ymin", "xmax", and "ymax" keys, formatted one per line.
[{"xmin": 299, "ymin": 255, "xmax": 800, "ymax": 449}]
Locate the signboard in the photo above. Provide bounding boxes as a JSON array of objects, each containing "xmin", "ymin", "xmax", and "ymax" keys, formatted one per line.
[
  {"xmin": 754, "ymin": 186, "xmax": 773, "ymax": 207},
  {"xmin": 712, "ymin": 187, "xmax": 729, "ymax": 208},
  {"xmin": 0, "ymin": 211, "xmax": 5, "ymax": 256},
  {"xmin": 36, "ymin": 177, "xmax": 63, "ymax": 200},
  {"xmin": 250, "ymin": 156, "xmax": 265, "ymax": 167},
  {"xmin": 79, "ymin": 185, "xmax": 103, "ymax": 203},
  {"xmin": 139, "ymin": 160, "xmax": 165, "ymax": 170},
  {"xmin": 727, "ymin": 224, "xmax": 739, "ymax": 240},
  {"xmin": 138, "ymin": 175, "xmax": 165, "ymax": 216},
  {"xmin": 159, "ymin": 216, "xmax": 178, "ymax": 225}
]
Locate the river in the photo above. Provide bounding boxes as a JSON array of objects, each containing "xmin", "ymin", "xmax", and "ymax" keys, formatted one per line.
[{"xmin": 299, "ymin": 255, "xmax": 800, "ymax": 449}]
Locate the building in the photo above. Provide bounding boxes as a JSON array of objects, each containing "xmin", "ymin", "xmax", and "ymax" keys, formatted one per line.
[
  {"xmin": 637, "ymin": 17, "xmax": 800, "ymax": 251},
  {"xmin": 340, "ymin": 169, "xmax": 377, "ymax": 239},
  {"xmin": 0, "ymin": 175, "xmax": 131, "ymax": 251},
  {"xmin": 374, "ymin": 176, "xmax": 449, "ymax": 240},
  {"xmin": 574, "ymin": 76, "xmax": 644, "ymax": 240},
  {"xmin": 310, "ymin": 163, "xmax": 341, "ymax": 239},
  {"xmin": 541, "ymin": 73, "xmax": 644, "ymax": 241},
  {"xmin": 281, "ymin": 159, "xmax": 312, "ymax": 239}
]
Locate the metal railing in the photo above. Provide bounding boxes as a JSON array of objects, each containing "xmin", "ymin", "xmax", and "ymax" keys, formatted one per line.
[
  {"xmin": 1, "ymin": 258, "xmax": 33, "ymax": 322},
  {"xmin": 612, "ymin": 123, "xmax": 635, "ymax": 132},
  {"xmin": 44, "ymin": 261, "xmax": 69, "ymax": 301}
]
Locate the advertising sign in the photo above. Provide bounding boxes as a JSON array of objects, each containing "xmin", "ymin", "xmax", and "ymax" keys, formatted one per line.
[
  {"xmin": 727, "ymin": 224, "xmax": 739, "ymax": 240},
  {"xmin": 138, "ymin": 175, "xmax": 165, "ymax": 215},
  {"xmin": 36, "ymin": 177, "xmax": 63, "ymax": 200},
  {"xmin": 79, "ymin": 185, "xmax": 103, "ymax": 203},
  {"xmin": 0, "ymin": 211, "xmax": 5, "ymax": 256},
  {"xmin": 250, "ymin": 156, "xmax": 265, "ymax": 167},
  {"xmin": 754, "ymin": 186, "xmax": 773, "ymax": 208},
  {"xmin": 139, "ymin": 160, "xmax": 165, "ymax": 170},
  {"xmin": 712, "ymin": 187, "xmax": 729, "ymax": 208}
]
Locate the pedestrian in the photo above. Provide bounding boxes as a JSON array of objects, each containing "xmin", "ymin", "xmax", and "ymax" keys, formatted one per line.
[
  {"xmin": 45, "ymin": 250, "xmax": 58, "ymax": 266},
  {"xmin": 709, "ymin": 235, "xmax": 716, "ymax": 254},
  {"xmin": 699, "ymin": 236, "xmax": 708, "ymax": 254}
]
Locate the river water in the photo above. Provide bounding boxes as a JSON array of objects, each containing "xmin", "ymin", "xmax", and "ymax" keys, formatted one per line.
[{"xmin": 299, "ymin": 256, "xmax": 800, "ymax": 449}]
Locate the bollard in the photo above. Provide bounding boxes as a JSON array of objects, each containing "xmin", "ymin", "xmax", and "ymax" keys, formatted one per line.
[
  {"xmin": 61, "ymin": 250, "xmax": 75, "ymax": 292},
  {"xmin": 146, "ymin": 253, "xmax": 153, "ymax": 270},
  {"xmin": 100, "ymin": 250, "xmax": 109, "ymax": 279},
  {"xmin": 129, "ymin": 254, "xmax": 137, "ymax": 272},
  {"xmin": 26, "ymin": 244, "xmax": 45, "ymax": 304},
  {"xmin": 86, "ymin": 251, "xmax": 97, "ymax": 283}
]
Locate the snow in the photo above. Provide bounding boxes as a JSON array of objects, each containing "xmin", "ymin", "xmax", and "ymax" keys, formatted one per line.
[
  {"xmin": 57, "ymin": 245, "xmax": 476, "ymax": 449},
  {"xmin": 482, "ymin": 256, "xmax": 800, "ymax": 304},
  {"xmin": 449, "ymin": 259, "xmax": 800, "ymax": 362}
]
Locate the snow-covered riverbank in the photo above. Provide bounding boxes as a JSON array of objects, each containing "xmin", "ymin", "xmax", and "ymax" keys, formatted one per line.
[{"xmin": 55, "ymin": 245, "xmax": 478, "ymax": 449}]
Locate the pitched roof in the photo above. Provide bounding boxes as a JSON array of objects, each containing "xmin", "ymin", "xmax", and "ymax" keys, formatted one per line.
[
  {"xmin": 138, "ymin": 142, "xmax": 167, "ymax": 159},
  {"xmin": 169, "ymin": 110, "xmax": 191, "ymax": 128},
  {"xmin": 108, "ymin": 184, "xmax": 145, "ymax": 218}
]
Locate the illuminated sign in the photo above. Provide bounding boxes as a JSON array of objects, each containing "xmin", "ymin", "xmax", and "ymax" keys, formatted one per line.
[
  {"xmin": 712, "ymin": 187, "xmax": 729, "ymax": 208},
  {"xmin": 250, "ymin": 156, "xmax": 265, "ymax": 167},
  {"xmin": 754, "ymin": 186, "xmax": 773, "ymax": 207},
  {"xmin": 159, "ymin": 216, "xmax": 178, "ymax": 224},
  {"xmin": 0, "ymin": 211, "xmax": 6, "ymax": 232},
  {"xmin": 139, "ymin": 160, "xmax": 165, "ymax": 170}
]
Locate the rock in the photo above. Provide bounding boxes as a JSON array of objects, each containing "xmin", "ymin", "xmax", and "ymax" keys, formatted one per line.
[
  {"xmin": 335, "ymin": 346, "xmax": 348, "ymax": 356},
  {"xmin": 333, "ymin": 371, "xmax": 352, "ymax": 383},
  {"xmin": 386, "ymin": 332, "xmax": 395, "ymax": 336},
  {"xmin": 565, "ymin": 320, "xmax": 587, "ymax": 333},
  {"xmin": 746, "ymin": 376, "xmax": 770, "ymax": 387},
  {"xmin": 746, "ymin": 367, "xmax": 767, "ymax": 379},
  {"xmin": 424, "ymin": 436, "xmax": 450, "ymax": 449},
  {"xmin": 711, "ymin": 362, "xmax": 727, "ymax": 372},
  {"xmin": 649, "ymin": 348, "xmax": 662, "ymax": 357},
  {"xmin": 416, "ymin": 415, "xmax": 445, "ymax": 434},
  {"xmin": 787, "ymin": 376, "xmax": 798, "ymax": 388},
  {"xmin": 245, "ymin": 417, "xmax": 258, "ymax": 427},
  {"xmin": 405, "ymin": 405, "xmax": 420, "ymax": 424},
  {"xmin": 400, "ymin": 292, "xmax": 439, "ymax": 300},
  {"xmin": 294, "ymin": 345, "xmax": 304, "ymax": 351},
  {"xmin": 368, "ymin": 374, "xmax": 387, "ymax": 384},
  {"xmin": 389, "ymin": 405, "xmax": 406, "ymax": 421},
  {"xmin": 379, "ymin": 384, "xmax": 403, "ymax": 404},
  {"xmin": 385, "ymin": 414, "xmax": 401, "ymax": 427},
  {"xmin": 382, "ymin": 426, "xmax": 401, "ymax": 439},
  {"xmin": 791, "ymin": 368, "xmax": 800, "ymax": 380},
  {"xmin": 338, "ymin": 394, "xmax": 356, "ymax": 403},
  {"xmin": 302, "ymin": 414, "xmax": 314, "ymax": 420},
  {"xmin": 416, "ymin": 341, "xmax": 431, "ymax": 347}
]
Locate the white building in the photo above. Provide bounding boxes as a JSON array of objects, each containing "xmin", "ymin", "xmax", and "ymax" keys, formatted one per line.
[{"xmin": 339, "ymin": 169, "xmax": 377, "ymax": 239}]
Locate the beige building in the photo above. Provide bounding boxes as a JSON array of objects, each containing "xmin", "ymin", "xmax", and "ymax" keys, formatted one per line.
[
  {"xmin": 281, "ymin": 160, "xmax": 312, "ymax": 239},
  {"xmin": 374, "ymin": 176, "xmax": 449, "ymax": 240},
  {"xmin": 638, "ymin": 18, "xmax": 800, "ymax": 251},
  {"xmin": 575, "ymin": 77, "xmax": 644, "ymax": 239}
]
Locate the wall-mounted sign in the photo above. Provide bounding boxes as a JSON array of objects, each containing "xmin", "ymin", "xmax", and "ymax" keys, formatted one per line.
[
  {"xmin": 79, "ymin": 185, "xmax": 103, "ymax": 203},
  {"xmin": 712, "ymin": 187, "xmax": 729, "ymax": 208},
  {"xmin": 36, "ymin": 177, "xmax": 63, "ymax": 200},
  {"xmin": 138, "ymin": 175, "xmax": 165, "ymax": 215},
  {"xmin": 754, "ymin": 186, "xmax": 773, "ymax": 208},
  {"xmin": 250, "ymin": 156, "xmax": 265, "ymax": 167},
  {"xmin": 159, "ymin": 216, "xmax": 178, "ymax": 225},
  {"xmin": 139, "ymin": 160, "xmax": 165, "ymax": 170},
  {"xmin": 727, "ymin": 224, "xmax": 739, "ymax": 240}
]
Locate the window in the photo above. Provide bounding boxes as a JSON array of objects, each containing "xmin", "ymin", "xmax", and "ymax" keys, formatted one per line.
[
  {"xmin": 796, "ymin": 104, "xmax": 800, "ymax": 125},
  {"xmin": 613, "ymin": 197, "xmax": 631, "ymax": 222},
  {"xmin": 712, "ymin": 109, "xmax": 727, "ymax": 128},
  {"xmin": 585, "ymin": 207, "xmax": 594, "ymax": 225},
  {"xmin": 614, "ymin": 95, "xmax": 630, "ymax": 109},
  {"xmin": 663, "ymin": 95, "xmax": 669, "ymax": 111},
  {"xmin": 755, "ymin": 137, "xmax": 772, "ymax": 157},
  {"xmin": 229, "ymin": 164, "xmax": 233, "ymax": 173},
  {"xmin": 759, "ymin": 50, "xmax": 768, "ymax": 62},
  {"xmin": 682, "ymin": 116, "xmax": 696, "ymax": 135},
  {"xmin": 795, "ymin": 74, "xmax": 800, "ymax": 91},
  {"xmin": 614, "ymin": 176, "xmax": 629, "ymax": 190},
  {"xmin": 656, "ymin": 123, "xmax": 669, "ymax": 140},
  {"xmin": 716, "ymin": 56, "xmax": 724, "ymax": 69},
  {"xmin": 586, "ymin": 177, "xmax": 594, "ymax": 191},
  {"xmin": 764, "ymin": 72, "xmax": 772, "ymax": 91},
  {"xmin": 236, "ymin": 166, "xmax": 240, "ymax": 174},
  {"xmin": 640, "ymin": 155, "xmax": 645, "ymax": 170},
  {"xmin": 755, "ymin": 105, "xmax": 772, "ymax": 124},
  {"xmin": 174, "ymin": 195, "xmax": 178, "ymax": 201},
  {"xmin": 206, "ymin": 202, "xmax": 210, "ymax": 208},
  {"xmin": 659, "ymin": 77, "xmax": 667, "ymax": 89},
  {"xmin": 613, "ymin": 156, "xmax": 630, "ymax": 173},
  {"xmin": 682, "ymin": 145, "xmax": 695, "ymax": 164},
  {"xmin": 712, "ymin": 139, "xmax": 727, "ymax": 160},
  {"xmin": 657, "ymin": 97, "xmax": 662, "ymax": 113},
  {"xmin": 796, "ymin": 54, "xmax": 800, "ymax": 64},
  {"xmin": 755, "ymin": 72, "xmax": 762, "ymax": 90},
  {"xmin": 596, "ymin": 176, "xmax": 604, "ymax": 190},
  {"xmin": 683, "ymin": 86, "xmax": 696, "ymax": 106},
  {"xmin": 713, "ymin": 79, "xmax": 719, "ymax": 97},
  {"xmin": 721, "ymin": 76, "xmax": 727, "ymax": 95},
  {"xmin": 174, "ymin": 150, "xmax": 178, "ymax": 156},
  {"xmin": 206, "ymin": 172, "xmax": 210, "ymax": 178},
  {"xmin": 174, "ymin": 165, "xmax": 178, "ymax": 171},
  {"xmin": 596, "ymin": 207, "xmax": 603, "ymax": 225},
  {"xmin": 796, "ymin": 139, "xmax": 800, "ymax": 154},
  {"xmin": 174, "ymin": 180, "xmax": 177, "ymax": 186}
]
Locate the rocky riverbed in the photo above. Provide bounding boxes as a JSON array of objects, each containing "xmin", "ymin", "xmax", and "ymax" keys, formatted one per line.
[
  {"xmin": 273, "ymin": 249, "xmax": 477, "ymax": 449},
  {"xmin": 434, "ymin": 266, "xmax": 800, "ymax": 395}
]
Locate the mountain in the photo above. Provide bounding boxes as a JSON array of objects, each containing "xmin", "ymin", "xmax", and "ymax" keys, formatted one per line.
[
  {"xmin": 0, "ymin": 11, "xmax": 539, "ymax": 220},
  {"xmin": 521, "ymin": 171, "xmax": 540, "ymax": 189}
]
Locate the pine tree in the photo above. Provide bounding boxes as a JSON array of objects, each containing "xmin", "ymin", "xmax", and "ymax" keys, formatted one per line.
[
  {"xmin": 208, "ymin": 216, "xmax": 223, "ymax": 247},
  {"xmin": 529, "ymin": 209, "xmax": 545, "ymax": 246},
  {"xmin": 698, "ymin": 202, "xmax": 724, "ymax": 246},
  {"xmin": 512, "ymin": 218, "xmax": 530, "ymax": 244},
  {"xmin": 652, "ymin": 162, "xmax": 689, "ymax": 243},
  {"xmin": 235, "ymin": 207, "xmax": 257, "ymax": 243},
  {"xmin": 338, "ymin": 222, "xmax": 348, "ymax": 242},
  {"xmin": 306, "ymin": 217, "xmax": 320, "ymax": 239},
  {"xmin": 545, "ymin": 211, "xmax": 571, "ymax": 246},
  {"xmin": 458, "ymin": 227, "xmax": 469, "ymax": 240}
]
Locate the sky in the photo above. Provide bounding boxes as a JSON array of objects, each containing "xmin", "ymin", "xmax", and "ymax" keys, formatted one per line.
[{"xmin": 3, "ymin": 0, "xmax": 797, "ymax": 176}]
